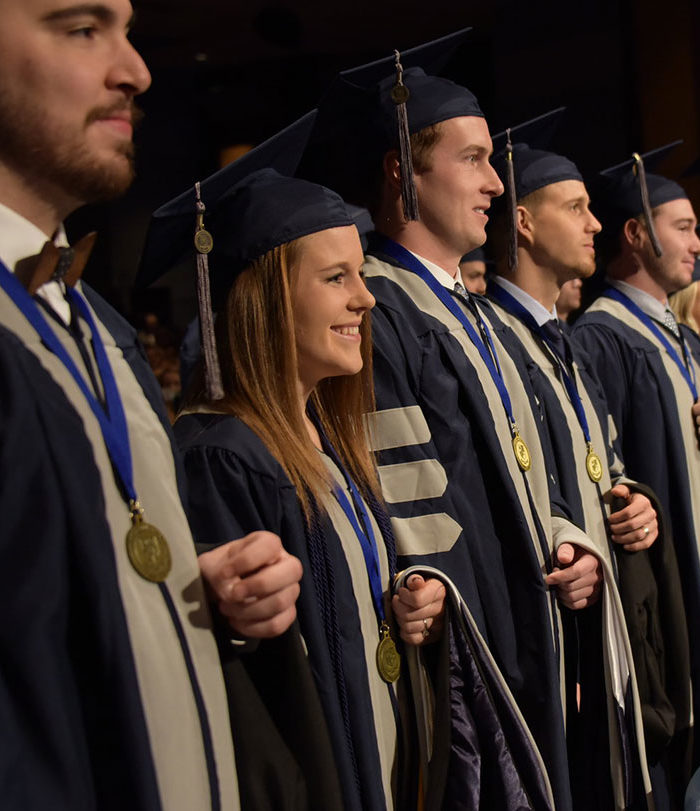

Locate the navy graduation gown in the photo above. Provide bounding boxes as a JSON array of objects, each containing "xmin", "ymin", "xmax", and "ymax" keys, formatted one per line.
[
  {"xmin": 574, "ymin": 302, "xmax": 696, "ymax": 796},
  {"xmin": 175, "ymin": 413, "xmax": 402, "ymax": 811},
  {"xmin": 363, "ymin": 243, "xmax": 577, "ymax": 811}
]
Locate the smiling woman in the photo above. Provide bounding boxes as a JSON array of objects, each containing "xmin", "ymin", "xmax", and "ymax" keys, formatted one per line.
[{"xmin": 138, "ymin": 155, "xmax": 445, "ymax": 809}]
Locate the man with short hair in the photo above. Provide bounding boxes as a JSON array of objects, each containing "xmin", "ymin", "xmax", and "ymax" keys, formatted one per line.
[
  {"xmin": 0, "ymin": 2, "xmax": 305, "ymax": 808},
  {"xmin": 574, "ymin": 154, "xmax": 700, "ymax": 804},
  {"xmin": 458, "ymin": 246, "xmax": 488, "ymax": 294},
  {"xmin": 485, "ymin": 139, "xmax": 680, "ymax": 808},
  {"xmin": 301, "ymin": 39, "xmax": 644, "ymax": 809}
]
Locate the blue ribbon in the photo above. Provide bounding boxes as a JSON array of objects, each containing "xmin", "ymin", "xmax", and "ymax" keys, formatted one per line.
[
  {"xmin": 313, "ymin": 419, "xmax": 387, "ymax": 625},
  {"xmin": 0, "ymin": 259, "xmax": 138, "ymax": 504},
  {"xmin": 604, "ymin": 286, "xmax": 698, "ymax": 401},
  {"xmin": 488, "ymin": 281, "xmax": 595, "ymax": 446},
  {"xmin": 373, "ymin": 235, "xmax": 522, "ymax": 435}
]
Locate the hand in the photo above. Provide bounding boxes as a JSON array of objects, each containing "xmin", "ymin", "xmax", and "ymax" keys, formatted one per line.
[
  {"xmin": 607, "ymin": 484, "xmax": 657, "ymax": 551},
  {"xmin": 391, "ymin": 574, "xmax": 446, "ymax": 646},
  {"xmin": 198, "ymin": 531, "xmax": 303, "ymax": 639},
  {"xmin": 545, "ymin": 543, "xmax": 602, "ymax": 610},
  {"xmin": 692, "ymin": 401, "xmax": 700, "ymax": 442}
]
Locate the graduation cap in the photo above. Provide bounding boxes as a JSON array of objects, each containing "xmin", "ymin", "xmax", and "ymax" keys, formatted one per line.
[
  {"xmin": 460, "ymin": 246, "xmax": 486, "ymax": 264},
  {"xmin": 594, "ymin": 140, "xmax": 686, "ymax": 257},
  {"xmin": 138, "ymin": 110, "xmax": 354, "ymax": 400},
  {"xmin": 298, "ymin": 28, "xmax": 483, "ymax": 222},
  {"xmin": 490, "ymin": 108, "xmax": 581, "ymax": 271}
]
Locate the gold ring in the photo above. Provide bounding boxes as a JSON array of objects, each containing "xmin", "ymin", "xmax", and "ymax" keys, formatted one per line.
[
  {"xmin": 422, "ymin": 618, "xmax": 430, "ymax": 639},
  {"xmin": 643, "ymin": 526, "xmax": 649, "ymax": 536}
]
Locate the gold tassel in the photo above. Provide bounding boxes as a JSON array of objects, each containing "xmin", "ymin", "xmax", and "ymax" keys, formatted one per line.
[{"xmin": 633, "ymin": 152, "xmax": 663, "ymax": 257}]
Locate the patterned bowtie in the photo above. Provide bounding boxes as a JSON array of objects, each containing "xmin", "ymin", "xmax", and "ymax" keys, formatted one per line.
[
  {"xmin": 662, "ymin": 308, "xmax": 681, "ymax": 340},
  {"xmin": 14, "ymin": 232, "xmax": 97, "ymax": 294}
]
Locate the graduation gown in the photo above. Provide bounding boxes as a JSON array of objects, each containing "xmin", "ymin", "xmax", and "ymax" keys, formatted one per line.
[
  {"xmin": 486, "ymin": 289, "xmax": 654, "ymax": 809},
  {"xmin": 175, "ymin": 413, "xmax": 403, "ymax": 811},
  {"xmin": 363, "ymin": 239, "xmax": 599, "ymax": 811},
  {"xmin": 574, "ymin": 296, "xmax": 696, "ymax": 798},
  {"xmin": 0, "ymin": 283, "xmax": 240, "ymax": 811}
]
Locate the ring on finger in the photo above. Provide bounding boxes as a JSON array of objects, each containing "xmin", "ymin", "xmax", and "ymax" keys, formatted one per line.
[
  {"xmin": 422, "ymin": 618, "xmax": 430, "ymax": 639},
  {"xmin": 643, "ymin": 526, "xmax": 649, "ymax": 536}
]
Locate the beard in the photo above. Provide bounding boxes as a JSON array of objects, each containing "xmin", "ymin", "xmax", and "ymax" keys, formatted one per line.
[{"xmin": 0, "ymin": 82, "xmax": 142, "ymax": 205}]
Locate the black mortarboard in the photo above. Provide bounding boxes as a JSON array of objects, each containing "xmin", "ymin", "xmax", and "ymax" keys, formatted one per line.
[
  {"xmin": 461, "ymin": 247, "xmax": 486, "ymax": 264},
  {"xmin": 594, "ymin": 141, "xmax": 686, "ymax": 256},
  {"xmin": 139, "ymin": 110, "xmax": 354, "ymax": 400},
  {"xmin": 298, "ymin": 29, "xmax": 483, "ymax": 221},
  {"xmin": 489, "ymin": 109, "xmax": 581, "ymax": 270},
  {"xmin": 138, "ymin": 110, "xmax": 319, "ymax": 288}
]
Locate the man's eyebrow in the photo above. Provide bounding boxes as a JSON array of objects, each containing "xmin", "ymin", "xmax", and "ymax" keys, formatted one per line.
[
  {"xmin": 460, "ymin": 145, "xmax": 490, "ymax": 157},
  {"xmin": 41, "ymin": 4, "xmax": 120, "ymax": 25}
]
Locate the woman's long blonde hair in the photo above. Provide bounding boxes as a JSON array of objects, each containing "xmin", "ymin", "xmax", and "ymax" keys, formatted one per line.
[
  {"xmin": 186, "ymin": 237, "xmax": 381, "ymax": 519},
  {"xmin": 669, "ymin": 281, "xmax": 699, "ymax": 333}
]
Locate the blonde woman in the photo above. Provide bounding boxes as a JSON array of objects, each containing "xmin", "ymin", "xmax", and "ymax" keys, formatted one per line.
[{"xmin": 170, "ymin": 167, "xmax": 445, "ymax": 811}]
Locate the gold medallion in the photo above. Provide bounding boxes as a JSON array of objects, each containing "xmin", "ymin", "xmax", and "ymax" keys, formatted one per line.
[
  {"xmin": 126, "ymin": 503, "xmax": 172, "ymax": 583},
  {"xmin": 390, "ymin": 84, "xmax": 410, "ymax": 105},
  {"xmin": 512, "ymin": 430, "xmax": 531, "ymax": 471},
  {"xmin": 194, "ymin": 228, "xmax": 214, "ymax": 254},
  {"xmin": 585, "ymin": 444, "xmax": 603, "ymax": 483},
  {"xmin": 376, "ymin": 622, "xmax": 401, "ymax": 683}
]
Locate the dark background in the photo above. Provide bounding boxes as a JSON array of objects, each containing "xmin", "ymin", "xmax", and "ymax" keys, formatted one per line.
[{"xmin": 68, "ymin": 0, "xmax": 700, "ymax": 331}]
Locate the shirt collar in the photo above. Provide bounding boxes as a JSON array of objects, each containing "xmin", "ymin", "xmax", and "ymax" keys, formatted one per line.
[
  {"xmin": 0, "ymin": 201, "xmax": 68, "ymax": 273},
  {"xmin": 607, "ymin": 278, "xmax": 669, "ymax": 323},
  {"xmin": 492, "ymin": 275, "xmax": 557, "ymax": 327},
  {"xmin": 408, "ymin": 249, "xmax": 465, "ymax": 290},
  {"xmin": 0, "ymin": 202, "xmax": 71, "ymax": 324}
]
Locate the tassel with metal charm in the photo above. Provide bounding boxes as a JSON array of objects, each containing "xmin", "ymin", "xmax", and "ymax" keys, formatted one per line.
[
  {"xmin": 391, "ymin": 50, "xmax": 420, "ymax": 222},
  {"xmin": 193, "ymin": 181, "xmax": 224, "ymax": 401},
  {"xmin": 505, "ymin": 128, "xmax": 519, "ymax": 272},
  {"xmin": 633, "ymin": 152, "xmax": 664, "ymax": 257}
]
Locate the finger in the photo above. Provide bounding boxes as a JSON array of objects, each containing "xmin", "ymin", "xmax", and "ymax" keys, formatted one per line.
[
  {"xmin": 555, "ymin": 543, "xmax": 575, "ymax": 566},
  {"xmin": 609, "ymin": 483, "xmax": 631, "ymax": 501},
  {"xmin": 546, "ymin": 556, "xmax": 599, "ymax": 587},
  {"xmin": 610, "ymin": 515, "xmax": 656, "ymax": 545},
  {"xmin": 609, "ymin": 505, "xmax": 656, "ymax": 534},
  {"xmin": 224, "ymin": 531, "xmax": 287, "ymax": 579},
  {"xmin": 398, "ymin": 615, "xmax": 441, "ymax": 646},
  {"xmin": 555, "ymin": 569, "xmax": 601, "ymax": 594},
  {"xmin": 219, "ymin": 582, "xmax": 301, "ymax": 623},
  {"xmin": 392, "ymin": 593, "xmax": 445, "ymax": 623},
  {"xmin": 395, "ymin": 580, "xmax": 446, "ymax": 611},
  {"xmin": 233, "ymin": 605, "xmax": 298, "ymax": 640},
  {"xmin": 407, "ymin": 574, "xmax": 425, "ymax": 590},
  {"xmin": 227, "ymin": 554, "xmax": 303, "ymax": 602},
  {"xmin": 608, "ymin": 501, "xmax": 646, "ymax": 525},
  {"xmin": 618, "ymin": 519, "xmax": 658, "ymax": 551},
  {"xmin": 608, "ymin": 494, "xmax": 652, "ymax": 524}
]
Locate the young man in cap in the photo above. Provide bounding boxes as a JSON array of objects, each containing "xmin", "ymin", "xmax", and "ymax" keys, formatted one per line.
[
  {"xmin": 301, "ymin": 34, "xmax": 619, "ymax": 810},
  {"xmin": 486, "ymin": 137, "xmax": 675, "ymax": 808},
  {"xmin": 574, "ymin": 150, "xmax": 700, "ymax": 805},
  {"xmin": 0, "ymin": 2, "xmax": 304, "ymax": 808}
]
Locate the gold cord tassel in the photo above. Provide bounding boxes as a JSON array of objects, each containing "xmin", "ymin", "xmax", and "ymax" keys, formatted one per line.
[{"xmin": 633, "ymin": 152, "xmax": 663, "ymax": 257}]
